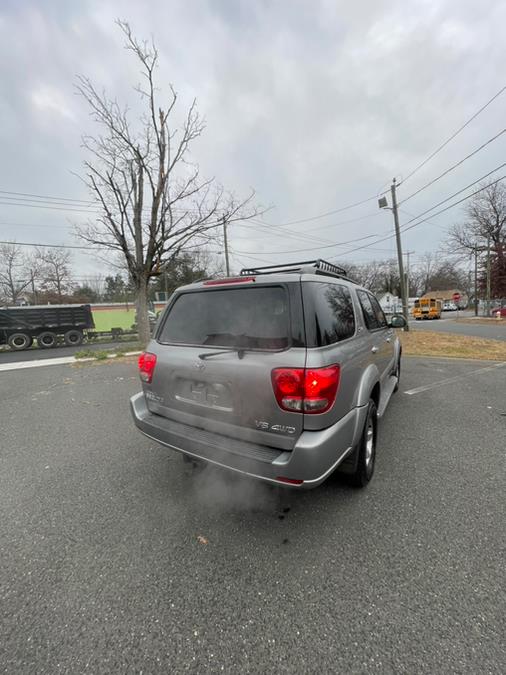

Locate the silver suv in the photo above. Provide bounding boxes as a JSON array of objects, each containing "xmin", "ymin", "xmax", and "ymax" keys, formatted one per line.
[{"xmin": 130, "ymin": 260, "xmax": 406, "ymax": 489}]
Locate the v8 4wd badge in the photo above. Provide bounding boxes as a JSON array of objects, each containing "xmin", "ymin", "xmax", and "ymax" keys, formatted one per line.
[{"xmin": 255, "ymin": 420, "xmax": 296, "ymax": 434}]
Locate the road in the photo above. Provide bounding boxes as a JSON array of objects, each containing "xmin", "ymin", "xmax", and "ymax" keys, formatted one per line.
[
  {"xmin": 409, "ymin": 314, "xmax": 506, "ymax": 341},
  {"xmin": 0, "ymin": 339, "xmax": 135, "ymax": 364},
  {"xmin": 1, "ymin": 357, "xmax": 505, "ymax": 673}
]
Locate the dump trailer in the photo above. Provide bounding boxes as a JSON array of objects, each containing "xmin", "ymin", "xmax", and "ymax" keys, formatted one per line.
[{"xmin": 0, "ymin": 304, "xmax": 95, "ymax": 351}]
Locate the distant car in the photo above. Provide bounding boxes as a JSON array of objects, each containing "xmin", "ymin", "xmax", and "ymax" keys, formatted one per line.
[
  {"xmin": 443, "ymin": 301, "xmax": 458, "ymax": 311},
  {"xmin": 491, "ymin": 306, "xmax": 506, "ymax": 317}
]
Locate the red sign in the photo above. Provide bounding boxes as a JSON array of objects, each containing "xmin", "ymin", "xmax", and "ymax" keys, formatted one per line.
[{"xmin": 452, "ymin": 293, "xmax": 461, "ymax": 302}]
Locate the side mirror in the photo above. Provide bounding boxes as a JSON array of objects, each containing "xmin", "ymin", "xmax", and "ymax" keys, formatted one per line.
[{"xmin": 390, "ymin": 313, "xmax": 407, "ymax": 328}]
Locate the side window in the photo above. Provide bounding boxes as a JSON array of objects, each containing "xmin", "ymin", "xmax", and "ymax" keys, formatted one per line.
[
  {"xmin": 306, "ymin": 283, "xmax": 355, "ymax": 346},
  {"xmin": 357, "ymin": 289, "xmax": 380, "ymax": 330},
  {"xmin": 368, "ymin": 293, "xmax": 388, "ymax": 328}
]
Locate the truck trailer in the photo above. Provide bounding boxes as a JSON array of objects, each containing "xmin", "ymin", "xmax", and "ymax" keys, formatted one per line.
[{"xmin": 0, "ymin": 304, "xmax": 95, "ymax": 350}]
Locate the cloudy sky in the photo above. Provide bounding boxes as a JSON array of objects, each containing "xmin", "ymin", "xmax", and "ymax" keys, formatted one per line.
[{"xmin": 1, "ymin": 0, "xmax": 505, "ymax": 280}]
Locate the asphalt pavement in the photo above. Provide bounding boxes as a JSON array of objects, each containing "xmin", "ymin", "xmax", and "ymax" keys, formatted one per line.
[
  {"xmin": 1, "ymin": 357, "xmax": 505, "ymax": 673},
  {"xmin": 409, "ymin": 314, "xmax": 506, "ymax": 341}
]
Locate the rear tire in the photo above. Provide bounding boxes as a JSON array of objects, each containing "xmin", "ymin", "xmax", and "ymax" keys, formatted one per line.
[
  {"xmin": 37, "ymin": 331, "xmax": 58, "ymax": 349},
  {"xmin": 64, "ymin": 329, "xmax": 83, "ymax": 346},
  {"xmin": 347, "ymin": 399, "xmax": 377, "ymax": 488},
  {"xmin": 8, "ymin": 333, "xmax": 33, "ymax": 351}
]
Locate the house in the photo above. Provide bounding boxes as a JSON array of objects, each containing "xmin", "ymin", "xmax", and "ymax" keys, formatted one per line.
[
  {"xmin": 377, "ymin": 292, "xmax": 402, "ymax": 314},
  {"xmin": 421, "ymin": 289, "xmax": 468, "ymax": 309}
]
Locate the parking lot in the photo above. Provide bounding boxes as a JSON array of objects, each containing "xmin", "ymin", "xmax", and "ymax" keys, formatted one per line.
[{"xmin": 1, "ymin": 356, "xmax": 505, "ymax": 673}]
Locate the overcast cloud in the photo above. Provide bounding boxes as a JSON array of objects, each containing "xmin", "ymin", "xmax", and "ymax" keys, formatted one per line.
[{"xmin": 1, "ymin": 0, "xmax": 505, "ymax": 277}]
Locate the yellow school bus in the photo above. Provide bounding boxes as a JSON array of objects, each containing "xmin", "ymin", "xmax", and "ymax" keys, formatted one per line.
[{"xmin": 413, "ymin": 297, "xmax": 442, "ymax": 320}]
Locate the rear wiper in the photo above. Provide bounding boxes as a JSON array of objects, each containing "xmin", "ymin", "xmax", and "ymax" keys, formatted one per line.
[{"xmin": 199, "ymin": 348, "xmax": 246, "ymax": 360}]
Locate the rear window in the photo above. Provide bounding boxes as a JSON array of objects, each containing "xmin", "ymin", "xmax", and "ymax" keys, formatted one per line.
[{"xmin": 158, "ymin": 286, "xmax": 289, "ymax": 350}]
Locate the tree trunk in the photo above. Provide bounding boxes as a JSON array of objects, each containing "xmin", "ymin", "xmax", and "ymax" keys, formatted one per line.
[{"xmin": 136, "ymin": 274, "xmax": 151, "ymax": 347}]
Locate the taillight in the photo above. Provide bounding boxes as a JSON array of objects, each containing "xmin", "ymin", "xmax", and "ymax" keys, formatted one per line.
[
  {"xmin": 276, "ymin": 477, "xmax": 304, "ymax": 485},
  {"xmin": 271, "ymin": 365, "xmax": 340, "ymax": 414},
  {"xmin": 138, "ymin": 352, "xmax": 157, "ymax": 383}
]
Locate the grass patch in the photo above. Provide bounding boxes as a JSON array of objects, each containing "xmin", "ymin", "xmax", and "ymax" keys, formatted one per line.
[
  {"xmin": 399, "ymin": 330, "xmax": 506, "ymax": 361},
  {"xmin": 91, "ymin": 308, "xmax": 136, "ymax": 331},
  {"xmin": 454, "ymin": 318, "xmax": 506, "ymax": 326},
  {"xmin": 74, "ymin": 348, "xmax": 99, "ymax": 359},
  {"xmin": 74, "ymin": 343, "xmax": 141, "ymax": 361}
]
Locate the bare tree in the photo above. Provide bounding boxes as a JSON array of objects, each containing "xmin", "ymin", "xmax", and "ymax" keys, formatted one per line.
[
  {"xmin": 0, "ymin": 244, "xmax": 36, "ymax": 305},
  {"xmin": 37, "ymin": 248, "xmax": 73, "ymax": 301},
  {"xmin": 448, "ymin": 181, "xmax": 506, "ymax": 297},
  {"xmin": 75, "ymin": 21, "xmax": 263, "ymax": 344},
  {"xmin": 413, "ymin": 252, "xmax": 440, "ymax": 296},
  {"xmin": 346, "ymin": 260, "xmax": 387, "ymax": 293}
]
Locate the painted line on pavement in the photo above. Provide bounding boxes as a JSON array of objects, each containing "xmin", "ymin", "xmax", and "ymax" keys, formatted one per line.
[
  {"xmin": 0, "ymin": 351, "xmax": 141, "ymax": 373},
  {"xmin": 404, "ymin": 362, "xmax": 506, "ymax": 396}
]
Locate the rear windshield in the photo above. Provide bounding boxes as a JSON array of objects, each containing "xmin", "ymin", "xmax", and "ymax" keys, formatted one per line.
[{"xmin": 158, "ymin": 286, "xmax": 289, "ymax": 350}]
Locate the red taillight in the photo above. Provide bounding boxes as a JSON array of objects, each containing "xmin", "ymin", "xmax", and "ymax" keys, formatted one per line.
[
  {"xmin": 271, "ymin": 365, "xmax": 340, "ymax": 414},
  {"xmin": 138, "ymin": 352, "xmax": 157, "ymax": 384},
  {"xmin": 276, "ymin": 476, "xmax": 304, "ymax": 485},
  {"xmin": 203, "ymin": 277, "xmax": 255, "ymax": 285},
  {"xmin": 271, "ymin": 368, "xmax": 305, "ymax": 411}
]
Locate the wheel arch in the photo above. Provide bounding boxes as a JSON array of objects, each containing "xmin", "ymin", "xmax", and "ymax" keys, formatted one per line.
[{"xmin": 355, "ymin": 363, "xmax": 381, "ymax": 409}]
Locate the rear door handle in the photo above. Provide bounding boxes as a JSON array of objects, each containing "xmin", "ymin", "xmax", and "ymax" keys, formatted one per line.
[{"xmin": 371, "ymin": 346, "xmax": 379, "ymax": 353}]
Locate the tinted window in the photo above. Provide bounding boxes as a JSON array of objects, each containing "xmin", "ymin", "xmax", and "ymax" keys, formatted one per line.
[
  {"xmin": 369, "ymin": 293, "xmax": 388, "ymax": 328},
  {"xmin": 357, "ymin": 289, "xmax": 380, "ymax": 330},
  {"xmin": 159, "ymin": 286, "xmax": 289, "ymax": 350},
  {"xmin": 304, "ymin": 283, "xmax": 355, "ymax": 346}
]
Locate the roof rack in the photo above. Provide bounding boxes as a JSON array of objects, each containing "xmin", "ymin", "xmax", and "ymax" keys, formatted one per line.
[{"xmin": 239, "ymin": 259, "xmax": 356, "ymax": 282}]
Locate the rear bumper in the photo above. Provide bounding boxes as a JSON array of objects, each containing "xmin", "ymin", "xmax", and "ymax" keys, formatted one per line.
[{"xmin": 130, "ymin": 392, "xmax": 367, "ymax": 489}]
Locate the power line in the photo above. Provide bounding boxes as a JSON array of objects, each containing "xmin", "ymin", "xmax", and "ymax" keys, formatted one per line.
[
  {"xmin": 249, "ymin": 211, "xmax": 382, "ymax": 235},
  {"xmin": 233, "ymin": 232, "xmax": 385, "ymax": 257},
  {"xmin": 345, "ymin": 174, "xmax": 506, "ymax": 256},
  {"xmin": 0, "ymin": 186, "xmax": 386, "ymax": 227},
  {"xmin": 234, "ymin": 212, "xmax": 383, "ymax": 250},
  {"xmin": 403, "ymin": 84, "xmax": 506, "ymax": 183},
  {"xmin": 398, "ymin": 207, "xmax": 446, "ymax": 231},
  {"xmin": 400, "ymin": 128, "xmax": 506, "ymax": 204},
  {"xmin": 0, "ymin": 221, "xmax": 73, "ymax": 229},
  {"xmin": 237, "ymin": 219, "xmax": 338, "ymax": 247},
  {"xmin": 0, "ymin": 200, "xmax": 104, "ymax": 214},
  {"xmin": 0, "ymin": 240, "xmax": 101, "ymax": 250},
  {"xmin": 0, "ymin": 198, "xmax": 195, "ymax": 216},
  {"xmin": 400, "ymin": 174, "xmax": 506, "ymax": 234},
  {"xmin": 400, "ymin": 162, "xmax": 506, "ymax": 226},
  {"xmin": 0, "ymin": 189, "xmax": 94, "ymax": 204},
  {"xmin": 257, "ymin": 195, "xmax": 382, "ymax": 227}
]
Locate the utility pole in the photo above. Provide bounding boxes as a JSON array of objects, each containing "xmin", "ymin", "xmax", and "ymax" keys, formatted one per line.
[
  {"xmin": 486, "ymin": 235, "xmax": 491, "ymax": 316},
  {"xmin": 474, "ymin": 245, "xmax": 478, "ymax": 316},
  {"xmin": 391, "ymin": 179, "xmax": 410, "ymax": 330},
  {"xmin": 30, "ymin": 269, "xmax": 37, "ymax": 305},
  {"xmin": 222, "ymin": 217, "xmax": 230, "ymax": 276},
  {"xmin": 404, "ymin": 250, "xmax": 415, "ymax": 307}
]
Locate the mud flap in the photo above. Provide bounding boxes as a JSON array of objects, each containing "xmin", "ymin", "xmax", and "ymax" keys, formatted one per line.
[{"xmin": 336, "ymin": 445, "xmax": 359, "ymax": 474}]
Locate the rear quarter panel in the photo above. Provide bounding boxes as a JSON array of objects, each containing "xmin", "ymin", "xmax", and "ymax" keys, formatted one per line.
[{"xmin": 303, "ymin": 287, "xmax": 380, "ymax": 431}]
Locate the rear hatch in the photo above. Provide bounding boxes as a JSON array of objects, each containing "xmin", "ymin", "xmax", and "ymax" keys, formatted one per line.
[{"xmin": 145, "ymin": 280, "xmax": 305, "ymax": 450}]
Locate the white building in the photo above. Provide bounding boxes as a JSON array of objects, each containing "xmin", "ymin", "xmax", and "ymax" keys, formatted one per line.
[{"xmin": 377, "ymin": 293, "xmax": 402, "ymax": 314}]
